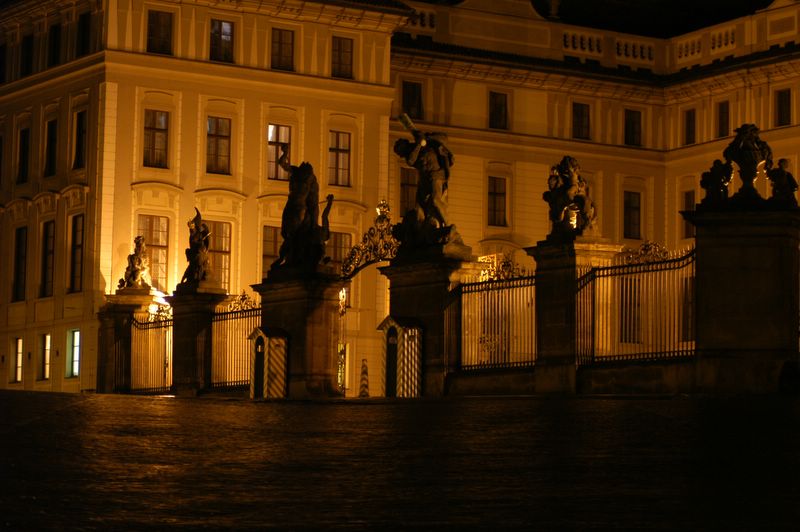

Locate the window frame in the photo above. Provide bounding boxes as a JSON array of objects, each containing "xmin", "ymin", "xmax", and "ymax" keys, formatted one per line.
[
  {"xmin": 143, "ymin": 109, "xmax": 169, "ymax": 169},
  {"xmin": 401, "ymin": 80, "xmax": 424, "ymax": 121},
  {"xmin": 206, "ymin": 115, "xmax": 232, "ymax": 175},
  {"xmin": 623, "ymin": 108, "xmax": 642, "ymax": 147},
  {"xmin": 72, "ymin": 109, "xmax": 87, "ymax": 170},
  {"xmin": 146, "ymin": 10, "xmax": 174, "ymax": 56},
  {"xmin": 40, "ymin": 220, "xmax": 56, "ymax": 298},
  {"xmin": 716, "ymin": 100, "xmax": 730, "ymax": 139},
  {"xmin": 488, "ymin": 91, "xmax": 509, "ymax": 130},
  {"xmin": 68, "ymin": 214, "xmax": 84, "ymax": 293},
  {"xmin": 487, "ymin": 175, "xmax": 508, "ymax": 227},
  {"xmin": 775, "ymin": 88, "xmax": 792, "ymax": 128},
  {"xmin": 44, "ymin": 118, "xmax": 58, "ymax": 177},
  {"xmin": 20, "ymin": 33, "xmax": 34, "ymax": 78},
  {"xmin": 16, "ymin": 126, "xmax": 30, "ymax": 183},
  {"xmin": 266, "ymin": 123, "xmax": 291, "ymax": 180},
  {"xmin": 206, "ymin": 219, "xmax": 232, "ymax": 291},
  {"xmin": 683, "ymin": 108, "xmax": 696, "ymax": 146},
  {"xmin": 328, "ymin": 130, "xmax": 351, "ymax": 187},
  {"xmin": 271, "ymin": 28, "xmax": 295, "ymax": 71},
  {"xmin": 210, "ymin": 19, "xmax": 235, "ymax": 63},
  {"xmin": 571, "ymin": 101, "xmax": 591, "ymax": 140},
  {"xmin": 39, "ymin": 333, "xmax": 51, "ymax": 381},
  {"xmin": 399, "ymin": 167, "xmax": 417, "ymax": 215},
  {"xmin": 12, "ymin": 225, "xmax": 28, "ymax": 302},
  {"xmin": 75, "ymin": 12, "xmax": 92, "ymax": 58},
  {"xmin": 12, "ymin": 337, "xmax": 23, "ymax": 383},
  {"xmin": 66, "ymin": 329, "xmax": 80, "ymax": 378},
  {"xmin": 331, "ymin": 35, "xmax": 354, "ymax": 79},
  {"xmin": 47, "ymin": 23, "xmax": 62, "ymax": 68},
  {"xmin": 262, "ymin": 224, "xmax": 282, "ymax": 278},
  {"xmin": 623, "ymin": 190, "xmax": 642, "ymax": 240},
  {"xmin": 137, "ymin": 213, "xmax": 169, "ymax": 293}
]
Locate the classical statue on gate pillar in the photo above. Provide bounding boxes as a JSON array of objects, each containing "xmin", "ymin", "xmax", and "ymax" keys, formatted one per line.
[
  {"xmin": 269, "ymin": 143, "xmax": 335, "ymax": 274},
  {"xmin": 543, "ymin": 155, "xmax": 597, "ymax": 239},
  {"xmin": 392, "ymin": 113, "xmax": 469, "ymax": 258},
  {"xmin": 178, "ymin": 208, "xmax": 213, "ymax": 289},
  {"xmin": 118, "ymin": 235, "xmax": 151, "ymax": 290},
  {"xmin": 767, "ymin": 158, "xmax": 799, "ymax": 207},
  {"xmin": 723, "ymin": 123, "xmax": 773, "ymax": 204}
]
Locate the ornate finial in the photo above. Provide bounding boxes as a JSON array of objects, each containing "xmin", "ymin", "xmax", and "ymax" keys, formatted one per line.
[
  {"xmin": 341, "ymin": 200, "xmax": 399, "ymax": 279},
  {"xmin": 723, "ymin": 123, "xmax": 773, "ymax": 201}
]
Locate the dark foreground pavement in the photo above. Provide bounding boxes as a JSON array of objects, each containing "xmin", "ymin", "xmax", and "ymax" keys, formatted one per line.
[{"xmin": 1, "ymin": 390, "xmax": 799, "ymax": 530}]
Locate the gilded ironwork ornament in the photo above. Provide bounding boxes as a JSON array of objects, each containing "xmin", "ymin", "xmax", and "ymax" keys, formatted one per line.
[
  {"xmin": 225, "ymin": 291, "xmax": 259, "ymax": 311},
  {"xmin": 477, "ymin": 253, "xmax": 530, "ymax": 281},
  {"xmin": 341, "ymin": 200, "xmax": 399, "ymax": 279},
  {"xmin": 148, "ymin": 303, "xmax": 173, "ymax": 322},
  {"xmin": 621, "ymin": 240, "xmax": 670, "ymax": 264}
]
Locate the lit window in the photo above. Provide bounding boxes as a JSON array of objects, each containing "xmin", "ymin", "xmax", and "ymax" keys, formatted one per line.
[
  {"xmin": 17, "ymin": 127, "xmax": 30, "ymax": 183},
  {"xmin": 40, "ymin": 220, "xmax": 55, "ymax": 298},
  {"xmin": 624, "ymin": 109, "xmax": 641, "ymax": 147},
  {"xmin": 44, "ymin": 119, "xmax": 58, "ymax": 177},
  {"xmin": 143, "ymin": 110, "xmax": 169, "ymax": 168},
  {"xmin": 402, "ymin": 81, "xmax": 424, "ymax": 120},
  {"xmin": 40, "ymin": 334, "xmax": 51, "ymax": 381},
  {"xmin": 73, "ymin": 110, "xmax": 87, "ymax": 170},
  {"xmin": 210, "ymin": 19, "xmax": 234, "ymax": 63},
  {"xmin": 12, "ymin": 226, "xmax": 27, "ymax": 302},
  {"xmin": 683, "ymin": 190, "xmax": 695, "ymax": 239},
  {"xmin": 331, "ymin": 36, "xmax": 353, "ymax": 79},
  {"xmin": 400, "ymin": 167, "xmax": 417, "ymax": 215},
  {"xmin": 489, "ymin": 91, "xmax": 508, "ymax": 130},
  {"xmin": 271, "ymin": 28, "xmax": 294, "ymax": 71},
  {"xmin": 262, "ymin": 225, "xmax": 282, "ymax": 278},
  {"xmin": 683, "ymin": 109, "xmax": 696, "ymax": 146},
  {"xmin": 328, "ymin": 130, "xmax": 351, "ymax": 186},
  {"xmin": 206, "ymin": 116, "xmax": 231, "ymax": 174},
  {"xmin": 76, "ymin": 12, "xmax": 92, "ymax": 58},
  {"xmin": 623, "ymin": 191, "xmax": 641, "ymax": 240},
  {"xmin": 137, "ymin": 214, "xmax": 169, "ymax": 293},
  {"xmin": 69, "ymin": 215, "xmax": 84, "ymax": 293},
  {"xmin": 13, "ymin": 338, "xmax": 23, "ymax": 383},
  {"xmin": 717, "ymin": 101, "xmax": 730, "ymax": 138},
  {"xmin": 147, "ymin": 11, "xmax": 173, "ymax": 55},
  {"xmin": 67, "ymin": 329, "xmax": 80, "ymax": 378},
  {"xmin": 207, "ymin": 220, "xmax": 231, "ymax": 291},
  {"xmin": 267, "ymin": 124, "xmax": 291, "ymax": 180},
  {"xmin": 776, "ymin": 89, "xmax": 792, "ymax": 127},
  {"xmin": 488, "ymin": 176, "xmax": 507, "ymax": 227}
]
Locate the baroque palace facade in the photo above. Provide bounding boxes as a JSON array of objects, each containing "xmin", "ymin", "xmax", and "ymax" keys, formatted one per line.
[{"xmin": 0, "ymin": 0, "xmax": 799, "ymax": 395}]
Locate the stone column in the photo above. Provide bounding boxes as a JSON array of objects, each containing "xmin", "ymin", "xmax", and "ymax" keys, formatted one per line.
[
  {"xmin": 380, "ymin": 258, "xmax": 482, "ymax": 396},
  {"xmin": 683, "ymin": 209, "xmax": 800, "ymax": 392},
  {"xmin": 253, "ymin": 273, "xmax": 348, "ymax": 399},
  {"xmin": 165, "ymin": 285, "xmax": 227, "ymax": 396},
  {"xmin": 528, "ymin": 236, "xmax": 622, "ymax": 393},
  {"xmin": 97, "ymin": 290, "xmax": 157, "ymax": 393}
]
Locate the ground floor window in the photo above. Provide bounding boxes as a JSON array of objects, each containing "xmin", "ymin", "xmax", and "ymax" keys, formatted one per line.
[{"xmin": 67, "ymin": 329, "xmax": 80, "ymax": 378}]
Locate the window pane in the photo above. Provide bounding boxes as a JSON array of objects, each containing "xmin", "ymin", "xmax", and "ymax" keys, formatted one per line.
[
  {"xmin": 717, "ymin": 101, "xmax": 730, "ymax": 138},
  {"xmin": 489, "ymin": 92, "xmax": 508, "ymax": 130},
  {"xmin": 402, "ymin": 81, "xmax": 424, "ymax": 120},
  {"xmin": 572, "ymin": 102, "xmax": 590, "ymax": 140},
  {"xmin": 683, "ymin": 109, "xmax": 696, "ymax": 145},
  {"xmin": 147, "ymin": 11, "xmax": 173, "ymax": 55}
]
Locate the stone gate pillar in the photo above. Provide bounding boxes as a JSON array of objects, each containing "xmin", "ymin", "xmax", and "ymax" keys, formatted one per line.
[
  {"xmin": 253, "ymin": 273, "xmax": 349, "ymax": 399},
  {"xmin": 166, "ymin": 286, "xmax": 227, "ymax": 396},
  {"xmin": 97, "ymin": 289, "xmax": 156, "ymax": 393},
  {"xmin": 380, "ymin": 256, "xmax": 481, "ymax": 397},
  {"xmin": 684, "ymin": 210, "xmax": 800, "ymax": 391},
  {"xmin": 528, "ymin": 236, "xmax": 621, "ymax": 392}
]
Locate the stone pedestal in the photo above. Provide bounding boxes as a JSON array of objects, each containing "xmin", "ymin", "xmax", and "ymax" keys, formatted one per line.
[
  {"xmin": 684, "ymin": 209, "xmax": 800, "ymax": 392},
  {"xmin": 165, "ymin": 284, "xmax": 227, "ymax": 396},
  {"xmin": 97, "ymin": 289, "xmax": 158, "ymax": 393},
  {"xmin": 380, "ymin": 258, "xmax": 482, "ymax": 396},
  {"xmin": 253, "ymin": 273, "xmax": 348, "ymax": 399},
  {"xmin": 528, "ymin": 236, "xmax": 622, "ymax": 392}
]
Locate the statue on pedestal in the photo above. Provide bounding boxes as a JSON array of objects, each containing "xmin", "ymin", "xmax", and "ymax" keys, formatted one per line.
[
  {"xmin": 392, "ymin": 114, "xmax": 468, "ymax": 256},
  {"xmin": 270, "ymin": 143, "xmax": 334, "ymax": 273},
  {"xmin": 543, "ymin": 155, "xmax": 597, "ymax": 238},
  {"xmin": 699, "ymin": 159, "xmax": 734, "ymax": 207},
  {"xmin": 767, "ymin": 158, "xmax": 799, "ymax": 207},
  {"xmin": 117, "ymin": 235, "xmax": 151, "ymax": 290},
  {"xmin": 179, "ymin": 208, "xmax": 212, "ymax": 288}
]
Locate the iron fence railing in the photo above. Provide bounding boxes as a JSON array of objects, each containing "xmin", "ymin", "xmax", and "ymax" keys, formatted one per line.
[
  {"xmin": 211, "ymin": 307, "xmax": 260, "ymax": 389},
  {"xmin": 131, "ymin": 317, "xmax": 173, "ymax": 393},
  {"xmin": 460, "ymin": 275, "xmax": 537, "ymax": 370},
  {"xmin": 576, "ymin": 248, "xmax": 696, "ymax": 364}
]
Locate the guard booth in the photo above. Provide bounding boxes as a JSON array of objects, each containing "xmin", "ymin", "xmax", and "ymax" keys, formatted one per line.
[
  {"xmin": 377, "ymin": 317, "xmax": 423, "ymax": 398},
  {"xmin": 248, "ymin": 327, "xmax": 288, "ymax": 399}
]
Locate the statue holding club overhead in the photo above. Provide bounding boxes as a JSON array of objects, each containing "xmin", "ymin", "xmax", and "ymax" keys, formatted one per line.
[
  {"xmin": 392, "ymin": 113, "xmax": 469, "ymax": 257},
  {"xmin": 178, "ymin": 208, "xmax": 213, "ymax": 289}
]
